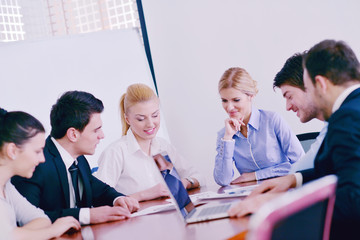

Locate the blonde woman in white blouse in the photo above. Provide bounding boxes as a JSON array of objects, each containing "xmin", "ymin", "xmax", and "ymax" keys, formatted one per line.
[{"xmin": 96, "ymin": 84, "xmax": 203, "ymax": 202}]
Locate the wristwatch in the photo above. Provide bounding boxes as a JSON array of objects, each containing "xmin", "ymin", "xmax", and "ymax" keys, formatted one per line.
[{"xmin": 186, "ymin": 177, "xmax": 195, "ymax": 189}]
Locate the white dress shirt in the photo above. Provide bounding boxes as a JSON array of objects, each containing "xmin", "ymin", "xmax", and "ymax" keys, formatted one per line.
[
  {"xmin": 95, "ymin": 129, "xmax": 204, "ymax": 195},
  {"xmin": 295, "ymin": 84, "xmax": 360, "ymax": 187},
  {"xmin": 51, "ymin": 138, "xmax": 90, "ymax": 225},
  {"xmin": 290, "ymin": 122, "xmax": 328, "ymax": 173}
]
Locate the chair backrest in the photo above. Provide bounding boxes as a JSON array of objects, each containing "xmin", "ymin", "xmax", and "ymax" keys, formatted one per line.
[
  {"xmin": 246, "ymin": 175, "xmax": 337, "ymax": 240},
  {"xmin": 297, "ymin": 132, "xmax": 320, "ymax": 152}
]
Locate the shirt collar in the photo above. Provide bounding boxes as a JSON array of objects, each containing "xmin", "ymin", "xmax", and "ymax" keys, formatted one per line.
[
  {"xmin": 126, "ymin": 129, "xmax": 141, "ymax": 154},
  {"xmin": 126, "ymin": 128, "xmax": 161, "ymax": 156},
  {"xmin": 332, "ymin": 84, "xmax": 360, "ymax": 113},
  {"xmin": 248, "ymin": 106, "xmax": 260, "ymax": 131},
  {"xmin": 234, "ymin": 106, "xmax": 259, "ymax": 137},
  {"xmin": 51, "ymin": 137, "xmax": 77, "ymax": 169}
]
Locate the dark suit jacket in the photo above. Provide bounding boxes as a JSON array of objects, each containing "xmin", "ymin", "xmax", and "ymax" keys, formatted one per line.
[
  {"xmin": 300, "ymin": 88, "xmax": 360, "ymax": 239},
  {"xmin": 12, "ymin": 136, "xmax": 124, "ymax": 222}
]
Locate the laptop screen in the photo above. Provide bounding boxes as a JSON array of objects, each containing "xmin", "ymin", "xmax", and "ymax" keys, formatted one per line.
[{"xmin": 153, "ymin": 152, "xmax": 195, "ymax": 218}]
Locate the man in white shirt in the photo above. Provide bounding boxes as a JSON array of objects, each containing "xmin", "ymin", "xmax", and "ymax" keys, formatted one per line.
[
  {"xmin": 272, "ymin": 52, "xmax": 327, "ymax": 172},
  {"xmin": 229, "ymin": 40, "xmax": 360, "ymax": 239},
  {"xmin": 12, "ymin": 91, "xmax": 139, "ymax": 225}
]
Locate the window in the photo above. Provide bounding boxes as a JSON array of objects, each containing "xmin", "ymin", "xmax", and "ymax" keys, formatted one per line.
[
  {"xmin": 0, "ymin": 0, "xmax": 25, "ymax": 42},
  {"xmin": 0, "ymin": 0, "xmax": 140, "ymax": 42}
]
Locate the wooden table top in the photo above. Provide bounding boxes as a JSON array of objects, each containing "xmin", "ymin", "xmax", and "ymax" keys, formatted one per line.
[{"xmin": 57, "ymin": 182, "xmax": 256, "ymax": 240}]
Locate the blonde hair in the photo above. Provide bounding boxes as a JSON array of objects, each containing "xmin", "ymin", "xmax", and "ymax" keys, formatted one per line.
[
  {"xmin": 120, "ymin": 83, "xmax": 158, "ymax": 135},
  {"xmin": 218, "ymin": 67, "xmax": 258, "ymax": 96}
]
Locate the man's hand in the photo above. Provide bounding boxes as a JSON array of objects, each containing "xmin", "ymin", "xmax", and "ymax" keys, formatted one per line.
[
  {"xmin": 89, "ymin": 206, "xmax": 131, "ymax": 224},
  {"xmin": 114, "ymin": 196, "xmax": 140, "ymax": 213},
  {"xmin": 249, "ymin": 174, "xmax": 297, "ymax": 197},
  {"xmin": 228, "ymin": 193, "xmax": 282, "ymax": 218},
  {"xmin": 228, "ymin": 175, "xmax": 297, "ymax": 218}
]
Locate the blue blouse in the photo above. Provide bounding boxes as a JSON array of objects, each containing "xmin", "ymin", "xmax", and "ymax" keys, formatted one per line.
[{"xmin": 214, "ymin": 107, "xmax": 304, "ymax": 186}]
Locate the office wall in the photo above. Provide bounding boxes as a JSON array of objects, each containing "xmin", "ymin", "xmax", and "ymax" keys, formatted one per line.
[
  {"xmin": 142, "ymin": 0, "xmax": 360, "ymax": 184},
  {"xmin": 0, "ymin": 29, "xmax": 168, "ymax": 167}
]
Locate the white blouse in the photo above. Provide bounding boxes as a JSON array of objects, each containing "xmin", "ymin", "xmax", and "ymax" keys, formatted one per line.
[
  {"xmin": 95, "ymin": 129, "xmax": 204, "ymax": 195},
  {"xmin": 1, "ymin": 181, "xmax": 49, "ymax": 228}
]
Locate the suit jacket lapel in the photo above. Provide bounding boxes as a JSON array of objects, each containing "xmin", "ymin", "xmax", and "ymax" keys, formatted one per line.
[{"xmin": 45, "ymin": 136, "xmax": 71, "ymax": 208}]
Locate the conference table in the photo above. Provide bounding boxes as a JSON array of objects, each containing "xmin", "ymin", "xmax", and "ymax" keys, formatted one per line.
[{"xmin": 57, "ymin": 182, "xmax": 258, "ymax": 240}]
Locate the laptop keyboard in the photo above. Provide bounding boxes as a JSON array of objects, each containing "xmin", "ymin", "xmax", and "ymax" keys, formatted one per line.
[{"xmin": 196, "ymin": 204, "xmax": 231, "ymax": 218}]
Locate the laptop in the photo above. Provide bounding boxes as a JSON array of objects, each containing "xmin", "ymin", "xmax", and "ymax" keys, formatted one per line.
[{"xmin": 152, "ymin": 152, "xmax": 236, "ymax": 224}]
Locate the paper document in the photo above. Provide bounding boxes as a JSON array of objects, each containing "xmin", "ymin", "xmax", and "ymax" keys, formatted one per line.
[
  {"xmin": 131, "ymin": 203, "xmax": 175, "ymax": 217},
  {"xmin": 188, "ymin": 190, "xmax": 251, "ymax": 202},
  {"xmin": 223, "ymin": 184, "xmax": 260, "ymax": 195},
  {"xmin": 162, "ymin": 184, "xmax": 260, "ymax": 203}
]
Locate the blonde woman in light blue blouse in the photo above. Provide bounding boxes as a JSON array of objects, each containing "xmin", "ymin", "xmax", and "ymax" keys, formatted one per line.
[{"xmin": 214, "ymin": 68, "xmax": 304, "ymax": 186}]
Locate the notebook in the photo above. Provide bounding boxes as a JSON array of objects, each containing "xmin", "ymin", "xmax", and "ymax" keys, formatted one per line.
[{"xmin": 153, "ymin": 152, "xmax": 236, "ymax": 224}]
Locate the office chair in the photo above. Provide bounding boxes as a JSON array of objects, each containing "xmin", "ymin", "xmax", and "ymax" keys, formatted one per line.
[
  {"xmin": 246, "ymin": 175, "xmax": 337, "ymax": 240},
  {"xmin": 296, "ymin": 132, "xmax": 320, "ymax": 152}
]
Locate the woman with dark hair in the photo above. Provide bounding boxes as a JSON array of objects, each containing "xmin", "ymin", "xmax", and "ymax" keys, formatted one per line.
[{"xmin": 0, "ymin": 108, "xmax": 80, "ymax": 239}]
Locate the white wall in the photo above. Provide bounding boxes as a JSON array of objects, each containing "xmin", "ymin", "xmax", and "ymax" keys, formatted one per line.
[
  {"xmin": 142, "ymin": 0, "xmax": 360, "ymax": 185},
  {"xmin": 0, "ymin": 29, "xmax": 168, "ymax": 168}
]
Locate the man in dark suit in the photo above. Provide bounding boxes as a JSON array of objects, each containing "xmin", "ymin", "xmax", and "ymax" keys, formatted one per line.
[
  {"xmin": 228, "ymin": 40, "xmax": 360, "ymax": 239},
  {"xmin": 12, "ymin": 91, "xmax": 139, "ymax": 225}
]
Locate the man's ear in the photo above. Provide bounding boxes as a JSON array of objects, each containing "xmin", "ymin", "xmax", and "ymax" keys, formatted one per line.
[
  {"xmin": 314, "ymin": 75, "xmax": 328, "ymax": 94},
  {"xmin": 66, "ymin": 127, "xmax": 79, "ymax": 142}
]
